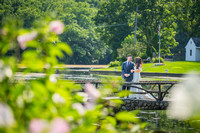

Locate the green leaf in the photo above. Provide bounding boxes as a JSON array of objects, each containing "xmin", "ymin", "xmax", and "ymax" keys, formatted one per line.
[
  {"xmin": 105, "ymin": 116, "xmax": 116, "ymax": 126},
  {"xmin": 116, "ymin": 111, "xmax": 140, "ymax": 123},
  {"xmin": 57, "ymin": 42, "xmax": 73, "ymax": 56}
]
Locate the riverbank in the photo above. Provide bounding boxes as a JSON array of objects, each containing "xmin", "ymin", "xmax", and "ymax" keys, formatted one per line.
[
  {"xmin": 92, "ymin": 61, "xmax": 200, "ymax": 74},
  {"xmin": 90, "ymin": 70, "xmax": 200, "ymax": 78},
  {"xmin": 18, "ymin": 64, "xmax": 109, "ymax": 69}
]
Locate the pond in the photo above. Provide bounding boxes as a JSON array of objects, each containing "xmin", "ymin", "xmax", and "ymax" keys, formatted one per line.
[
  {"xmin": 54, "ymin": 68, "xmax": 186, "ymax": 81},
  {"xmin": 16, "ymin": 68, "xmax": 187, "ymax": 81},
  {"xmin": 15, "ymin": 69, "xmax": 200, "ymax": 132}
]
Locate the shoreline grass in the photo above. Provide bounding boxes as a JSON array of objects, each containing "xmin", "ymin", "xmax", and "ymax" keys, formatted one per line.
[{"xmin": 92, "ymin": 61, "xmax": 200, "ymax": 74}]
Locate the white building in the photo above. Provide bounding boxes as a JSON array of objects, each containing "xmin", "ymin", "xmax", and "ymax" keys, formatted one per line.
[{"xmin": 185, "ymin": 38, "xmax": 200, "ymax": 61}]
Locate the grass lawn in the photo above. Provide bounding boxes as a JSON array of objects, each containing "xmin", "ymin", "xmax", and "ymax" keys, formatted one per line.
[{"xmin": 93, "ymin": 61, "xmax": 200, "ymax": 74}]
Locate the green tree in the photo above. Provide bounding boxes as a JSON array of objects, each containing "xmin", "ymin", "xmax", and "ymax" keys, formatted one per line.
[
  {"xmin": 95, "ymin": 0, "xmax": 179, "ymax": 58},
  {"xmin": 95, "ymin": 0, "xmax": 132, "ymax": 58},
  {"xmin": 117, "ymin": 34, "xmax": 145, "ymax": 62},
  {"xmin": 0, "ymin": 0, "xmax": 111, "ymax": 64},
  {"xmin": 172, "ymin": 0, "xmax": 200, "ymax": 60},
  {"xmin": 57, "ymin": 1, "xmax": 112, "ymax": 64}
]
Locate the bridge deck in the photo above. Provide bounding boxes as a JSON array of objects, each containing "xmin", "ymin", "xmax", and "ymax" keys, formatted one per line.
[{"xmin": 73, "ymin": 80, "xmax": 178, "ymax": 102}]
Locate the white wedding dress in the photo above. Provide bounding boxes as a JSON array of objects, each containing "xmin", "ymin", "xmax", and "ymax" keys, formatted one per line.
[
  {"xmin": 129, "ymin": 66, "xmax": 143, "ymax": 99},
  {"xmin": 129, "ymin": 66, "xmax": 154, "ymax": 99}
]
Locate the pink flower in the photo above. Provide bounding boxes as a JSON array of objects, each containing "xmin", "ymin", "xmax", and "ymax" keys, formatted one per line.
[
  {"xmin": 29, "ymin": 119, "xmax": 48, "ymax": 133},
  {"xmin": 52, "ymin": 93, "xmax": 65, "ymax": 104},
  {"xmin": 1, "ymin": 28, "xmax": 6, "ymax": 36},
  {"xmin": 50, "ymin": 117, "xmax": 70, "ymax": 133},
  {"xmin": 17, "ymin": 31, "xmax": 38, "ymax": 50},
  {"xmin": 49, "ymin": 21, "xmax": 64, "ymax": 35},
  {"xmin": 85, "ymin": 83, "xmax": 101, "ymax": 101},
  {"xmin": 72, "ymin": 103, "xmax": 85, "ymax": 115},
  {"xmin": 0, "ymin": 103, "xmax": 15, "ymax": 127},
  {"xmin": 84, "ymin": 102, "xmax": 95, "ymax": 110}
]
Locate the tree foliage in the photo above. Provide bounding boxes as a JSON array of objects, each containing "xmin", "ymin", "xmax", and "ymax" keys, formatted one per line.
[
  {"xmin": 172, "ymin": 0, "xmax": 200, "ymax": 60},
  {"xmin": 95, "ymin": 0, "xmax": 200, "ymax": 60},
  {"xmin": 117, "ymin": 34, "xmax": 146, "ymax": 62},
  {"xmin": 0, "ymin": 0, "xmax": 199, "ymax": 63},
  {"xmin": 0, "ymin": 0, "xmax": 111, "ymax": 64}
]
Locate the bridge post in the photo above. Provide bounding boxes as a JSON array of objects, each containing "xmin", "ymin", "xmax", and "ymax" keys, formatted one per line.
[
  {"xmin": 95, "ymin": 83, "xmax": 98, "ymax": 88},
  {"xmin": 158, "ymin": 84, "xmax": 163, "ymax": 101}
]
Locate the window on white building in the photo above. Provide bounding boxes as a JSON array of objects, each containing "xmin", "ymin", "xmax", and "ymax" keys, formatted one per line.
[{"xmin": 190, "ymin": 50, "xmax": 192, "ymax": 56}]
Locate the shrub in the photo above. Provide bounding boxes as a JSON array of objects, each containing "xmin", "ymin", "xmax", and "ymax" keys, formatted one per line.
[
  {"xmin": 140, "ymin": 53, "xmax": 148, "ymax": 59},
  {"xmin": 109, "ymin": 61, "xmax": 121, "ymax": 67},
  {"xmin": 152, "ymin": 57, "xmax": 165, "ymax": 63},
  {"xmin": 117, "ymin": 35, "xmax": 146, "ymax": 62}
]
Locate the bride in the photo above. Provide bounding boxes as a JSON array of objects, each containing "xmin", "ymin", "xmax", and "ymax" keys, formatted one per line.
[
  {"xmin": 129, "ymin": 57, "xmax": 143, "ymax": 99},
  {"xmin": 132, "ymin": 57, "xmax": 143, "ymax": 82},
  {"xmin": 129, "ymin": 57, "xmax": 154, "ymax": 99}
]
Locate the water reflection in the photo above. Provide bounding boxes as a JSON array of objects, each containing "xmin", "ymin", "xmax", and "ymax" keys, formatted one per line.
[
  {"xmin": 138, "ymin": 110, "xmax": 199, "ymax": 132},
  {"xmin": 15, "ymin": 69, "xmax": 186, "ymax": 82},
  {"xmin": 61, "ymin": 70, "xmax": 101, "ymax": 81},
  {"xmin": 61, "ymin": 70, "xmax": 185, "ymax": 82}
]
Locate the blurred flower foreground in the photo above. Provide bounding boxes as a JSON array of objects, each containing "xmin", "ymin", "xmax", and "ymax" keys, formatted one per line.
[{"xmin": 0, "ymin": 18, "xmax": 145, "ymax": 133}]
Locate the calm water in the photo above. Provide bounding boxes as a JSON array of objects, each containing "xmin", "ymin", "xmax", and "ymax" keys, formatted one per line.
[
  {"xmin": 138, "ymin": 110, "xmax": 200, "ymax": 133},
  {"xmin": 56, "ymin": 69, "xmax": 186, "ymax": 81}
]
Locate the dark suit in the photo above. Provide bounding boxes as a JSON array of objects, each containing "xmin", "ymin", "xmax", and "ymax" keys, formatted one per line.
[{"xmin": 122, "ymin": 61, "xmax": 134, "ymax": 90}]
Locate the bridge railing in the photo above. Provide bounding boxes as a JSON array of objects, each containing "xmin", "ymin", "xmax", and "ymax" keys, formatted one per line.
[{"xmin": 71, "ymin": 80, "xmax": 179, "ymax": 101}]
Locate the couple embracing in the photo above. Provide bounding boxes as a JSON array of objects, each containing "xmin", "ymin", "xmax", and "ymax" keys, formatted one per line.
[{"xmin": 122, "ymin": 55, "xmax": 143, "ymax": 99}]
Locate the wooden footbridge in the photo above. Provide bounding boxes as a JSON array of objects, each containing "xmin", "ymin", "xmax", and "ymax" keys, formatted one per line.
[
  {"xmin": 74, "ymin": 80, "xmax": 178, "ymax": 102},
  {"xmin": 73, "ymin": 80, "xmax": 179, "ymax": 110},
  {"xmin": 123, "ymin": 81, "xmax": 177, "ymax": 101}
]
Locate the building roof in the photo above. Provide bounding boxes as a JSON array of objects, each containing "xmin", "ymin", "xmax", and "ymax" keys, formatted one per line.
[{"xmin": 192, "ymin": 37, "xmax": 200, "ymax": 47}]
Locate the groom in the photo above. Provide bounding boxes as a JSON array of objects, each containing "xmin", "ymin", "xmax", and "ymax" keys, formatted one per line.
[{"xmin": 122, "ymin": 55, "xmax": 134, "ymax": 91}]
